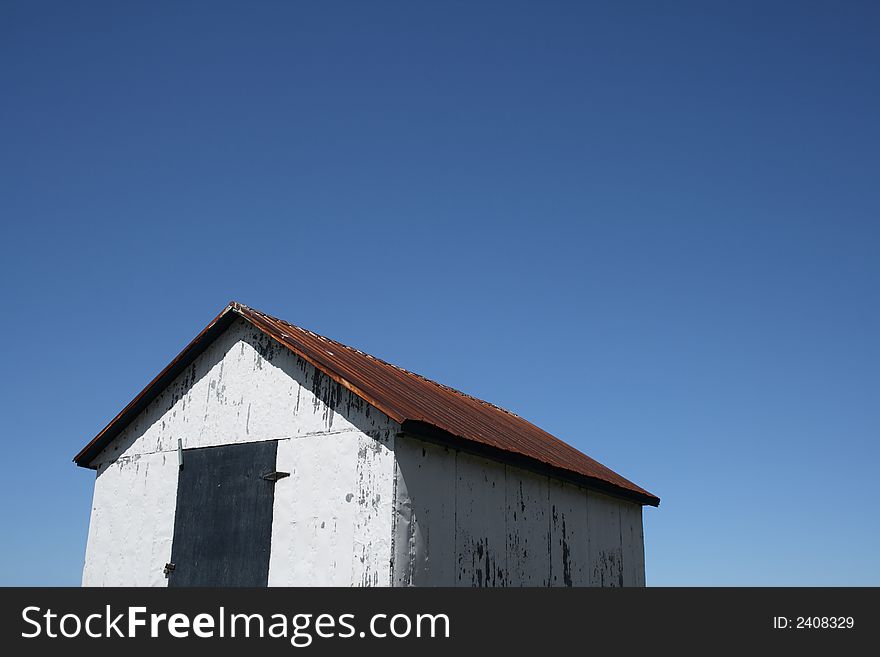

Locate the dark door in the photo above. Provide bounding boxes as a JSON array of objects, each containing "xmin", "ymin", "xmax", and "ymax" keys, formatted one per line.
[{"xmin": 168, "ymin": 440, "xmax": 277, "ymax": 586}]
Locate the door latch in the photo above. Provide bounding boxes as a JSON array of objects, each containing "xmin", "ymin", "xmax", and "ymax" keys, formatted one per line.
[{"xmin": 261, "ymin": 471, "xmax": 290, "ymax": 482}]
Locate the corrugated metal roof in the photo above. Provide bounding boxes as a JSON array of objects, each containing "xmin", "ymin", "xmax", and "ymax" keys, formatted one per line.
[{"xmin": 74, "ymin": 301, "xmax": 659, "ymax": 506}]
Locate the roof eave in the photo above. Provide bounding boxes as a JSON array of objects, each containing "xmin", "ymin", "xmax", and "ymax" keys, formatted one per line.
[
  {"xmin": 399, "ymin": 420, "xmax": 660, "ymax": 507},
  {"xmin": 72, "ymin": 302, "xmax": 241, "ymax": 468}
]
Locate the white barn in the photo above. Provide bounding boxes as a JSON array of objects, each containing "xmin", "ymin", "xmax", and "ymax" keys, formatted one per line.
[{"xmin": 75, "ymin": 302, "xmax": 659, "ymax": 587}]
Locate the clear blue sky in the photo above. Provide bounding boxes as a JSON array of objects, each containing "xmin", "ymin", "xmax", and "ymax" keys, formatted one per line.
[{"xmin": 1, "ymin": 1, "xmax": 877, "ymax": 586}]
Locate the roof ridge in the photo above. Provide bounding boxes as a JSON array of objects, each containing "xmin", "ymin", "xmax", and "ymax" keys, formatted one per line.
[{"xmin": 237, "ymin": 303, "xmax": 525, "ymax": 420}]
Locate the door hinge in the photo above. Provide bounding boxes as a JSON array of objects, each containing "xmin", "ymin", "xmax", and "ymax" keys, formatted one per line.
[
  {"xmin": 261, "ymin": 471, "xmax": 290, "ymax": 482},
  {"xmin": 164, "ymin": 562, "xmax": 176, "ymax": 576}
]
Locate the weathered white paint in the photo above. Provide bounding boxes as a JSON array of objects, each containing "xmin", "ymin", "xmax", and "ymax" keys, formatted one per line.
[
  {"xmin": 82, "ymin": 318, "xmax": 648, "ymax": 587},
  {"xmin": 455, "ymin": 451, "xmax": 508, "ymax": 587},
  {"xmin": 89, "ymin": 318, "xmax": 396, "ymax": 467},
  {"xmin": 392, "ymin": 434, "xmax": 646, "ymax": 587},
  {"xmin": 82, "ymin": 451, "xmax": 178, "ymax": 586},
  {"xmin": 587, "ymin": 489, "xmax": 623, "ymax": 587},
  {"xmin": 268, "ymin": 430, "xmax": 394, "ymax": 586},
  {"xmin": 392, "ymin": 439, "xmax": 457, "ymax": 586},
  {"xmin": 620, "ymin": 502, "xmax": 646, "ymax": 587},
  {"xmin": 549, "ymin": 479, "xmax": 589, "ymax": 586},
  {"xmin": 83, "ymin": 318, "xmax": 397, "ymax": 586},
  {"xmin": 506, "ymin": 467, "xmax": 550, "ymax": 586}
]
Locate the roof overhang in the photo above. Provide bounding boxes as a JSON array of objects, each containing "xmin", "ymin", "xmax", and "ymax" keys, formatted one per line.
[
  {"xmin": 73, "ymin": 303, "xmax": 241, "ymax": 468},
  {"xmin": 399, "ymin": 420, "xmax": 661, "ymax": 507},
  {"xmin": 74, "ymin": 302, "xmax": 660, "ymax": 507}
]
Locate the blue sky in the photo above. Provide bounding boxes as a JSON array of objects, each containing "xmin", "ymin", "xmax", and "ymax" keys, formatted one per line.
[{"xmin": 1, "ymin": 1, "xmax": 877, "ymax": 586}]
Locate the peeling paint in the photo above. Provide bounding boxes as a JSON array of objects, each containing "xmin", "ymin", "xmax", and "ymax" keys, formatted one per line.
[
  {"xmin": 88, "ymin": 318, "xmax": 396, "ymax": 469},
  {"xmin": 83, "ymin": 318, "xmax": 396, "ymax": 587},
  {"xmin": 393, "ymin": 435, "xmax": 645, "ymax": 587}
]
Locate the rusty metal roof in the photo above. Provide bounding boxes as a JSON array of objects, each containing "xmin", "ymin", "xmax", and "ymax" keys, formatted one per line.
[{"xmin": 74, "ymin": 301, "xmax": 659, "ymax": 506}]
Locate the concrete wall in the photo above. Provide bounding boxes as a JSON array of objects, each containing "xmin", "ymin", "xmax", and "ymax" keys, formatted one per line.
[
  {"xmin": 82, "ymin": 318, "xmax": 397, "ymax": 586},
  {"xmin": 392, "ymin": 435, "xmax": 646, "ymax": 587}
]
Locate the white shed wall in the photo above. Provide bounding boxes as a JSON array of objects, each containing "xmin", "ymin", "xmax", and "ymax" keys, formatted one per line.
[
  {"xmin": 82, "ymin": 318, "xmax": 397, "ymax": 587},
  {"xmin": 269, "ymin": 429, "xmax": 394, "ymax": 586},
  {"xmin": 82, "ymin": 450, "xmax": 179, "ymax": 586},
  {"xmin": 392, "ymin": 435, "xmax": 646, "ymax": 587}
]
